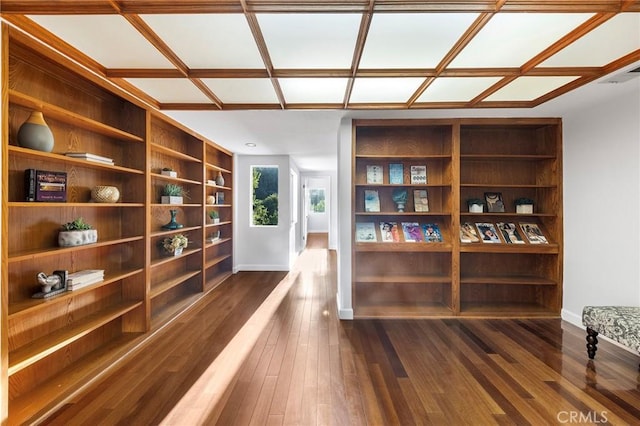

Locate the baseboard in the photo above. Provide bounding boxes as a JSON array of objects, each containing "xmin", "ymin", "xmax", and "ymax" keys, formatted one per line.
[
  {"xmin": 336, "ymin": 295, "xmax": 353, "ymax": 320},
  {"xmin": 561, "ymin": 308, "xmax": 583, "ymax": 328},
  {"xmin": 234, "ymin": 264, "xmax": 290, "ymax": 272}
]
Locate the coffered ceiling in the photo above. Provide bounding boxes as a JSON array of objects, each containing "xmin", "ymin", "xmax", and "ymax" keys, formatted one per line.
[{"xmin": 2, "ymin": 1, "xmax": 639, "ymax": 111}]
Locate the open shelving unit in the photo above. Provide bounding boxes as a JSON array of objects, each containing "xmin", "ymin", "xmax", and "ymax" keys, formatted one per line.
[
  {"xmin": 352, "ymin": 118, "xmax": 562, "ymax": 319},
  {"xmin": 1, "ymin": 25, "xmax": 234, "ymax": 424}
]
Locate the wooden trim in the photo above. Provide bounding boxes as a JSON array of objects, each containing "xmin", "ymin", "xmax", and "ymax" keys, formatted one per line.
[{"xmin": 1, "ymin": 21, "xmax": 9, "ymax": 426}]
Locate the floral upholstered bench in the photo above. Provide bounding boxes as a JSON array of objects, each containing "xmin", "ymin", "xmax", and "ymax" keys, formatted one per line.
[{"xmin": 582, "ymin": 306, "xmax": 640, "ymax": 359}]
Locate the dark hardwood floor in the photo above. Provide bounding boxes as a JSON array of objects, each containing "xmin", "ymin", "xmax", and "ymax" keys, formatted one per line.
[{"xmin": 41, "ymin": 233, "xmax": 640, "ymax": 425}]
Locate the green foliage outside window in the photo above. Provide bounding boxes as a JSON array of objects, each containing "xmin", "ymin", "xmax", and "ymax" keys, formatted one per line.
[
  {"xmin": 252, "ymin": 166, "xmax": 278, "ymax": 226},
  {"xmin": 309, "ymin": 189, "xmax": 326, "ymax": 213}
]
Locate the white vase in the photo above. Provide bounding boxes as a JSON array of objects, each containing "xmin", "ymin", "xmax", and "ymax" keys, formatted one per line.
[
  {"xmin": 58, "ymin": 229, "xmax": 98, "ymax": 247},
  {"xmin": 161, "ymin": 196, "xmax": 183, "ymax": 204}
]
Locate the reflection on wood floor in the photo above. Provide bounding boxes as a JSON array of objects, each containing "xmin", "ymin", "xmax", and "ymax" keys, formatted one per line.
[{"xmin": 43, "ymin": 232, "xmax": 640, "ymax": 425}]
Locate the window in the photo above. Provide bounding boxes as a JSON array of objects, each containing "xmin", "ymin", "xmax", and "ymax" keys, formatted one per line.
[
  {"xmin": 309, "ymin": 188, "xmax": 326, "ymax": 213},
  {"xmin": 252, "ymin": 166, "xmax": 278, "ymax": 226}
]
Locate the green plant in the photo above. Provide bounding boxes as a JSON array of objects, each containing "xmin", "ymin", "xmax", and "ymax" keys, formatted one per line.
[
  {"xmin": 162, "ymin": 167, "xmax": 173, "ymax": 171},
  {"xmin": 162, "ymin": 183, "xmax": 188, "ymax": 198},
  {"xmin": 162, "ymin": 234, "xmax": 188, "ymax": 252},
  {"xmin": 514, "ymin": 198, "xmax": 534, "ymax": 205},
  {"xmin": 208, "ymin": 210, "xmax": 219, "ymax": 219},
  {"xmin": 61, "ymin": 217, "xmax": 93, "ymax": 231},
  {"xmin": 467, "ymin": 198, "xmax": 485, "ymax": 206}
]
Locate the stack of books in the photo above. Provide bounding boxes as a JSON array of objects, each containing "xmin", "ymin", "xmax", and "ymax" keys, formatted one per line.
[
  {"xmin": 66, "ymin": 269, "xmax": 105, "ymax": 291},
  {"xmin": 65, "ymin": 152, "xmax": 114, "ymax": 165}
]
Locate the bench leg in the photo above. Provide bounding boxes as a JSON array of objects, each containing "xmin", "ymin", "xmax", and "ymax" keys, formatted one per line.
[{"xmin": 586, "ymin": 327, "xmax": 599, "ymax": 359}]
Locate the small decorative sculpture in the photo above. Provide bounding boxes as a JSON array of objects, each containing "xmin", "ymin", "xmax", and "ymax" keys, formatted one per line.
[
  {"xmin": 37, "ymin": 271, "xmax": 66, "ymax": 293},
  {"xmin": 392, "ymin": 188, "xmax": 408, "ymax": 212}
]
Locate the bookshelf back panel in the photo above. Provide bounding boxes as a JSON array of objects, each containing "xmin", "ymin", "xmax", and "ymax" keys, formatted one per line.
[
  {"xmin": 9, "ymin": 42, "xmax": 146, "ymax": 137},
  {"xmin": 355, "ymin": 159, "xmax": 451, "ymax": 186},
  {"xmin": 460, "ymin": 284, "xmax": 555, "ymax": 308},
  {"xmin": 151, "ymin": 117, "xmax": 203, "ymax": 160},
  {"xmin": 355, "ymin": 283, "xmax": 451, "ymax": 306},
  {"xmin": 460, "ymin": 125, "xmax": 557, "ymax": 156},
  {"xmin": 460, "ymin": 159, "xmax": 556, "ymax": 186},
  {"xmin": 355, "ymin": 252, "xmax": 451, "ymax": 277},
  {"xmin": 355, "ymin": 125, "xmax": 452, "ymax": 156},
  {"xmin": 460, "ymin": 253, "xmax": 559, "ymax": 282}
]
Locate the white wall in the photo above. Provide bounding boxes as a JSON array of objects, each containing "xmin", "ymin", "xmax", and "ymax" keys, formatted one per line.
[
  {"xmin": 234, "ymin": 155, "xmax": 292, "ymax": 271},
  {"xmin": 561, "ymin": 79, "xmax": 640, "ymax": 325},
  {"xmin": 337, "ymin": 119, "xmax": 354, "ymax": 319},
  {"xmin": 306, "ymin": 176, "xmax": 331, "ymax": 233}
]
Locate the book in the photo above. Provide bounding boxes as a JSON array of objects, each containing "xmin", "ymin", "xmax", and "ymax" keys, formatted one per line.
[
  {"xmin": 355, "ymin": 222, "xmax": 377, "ymax": 242},
  {"xmin": 65, "ymin": 152, "xmax": 114, "ymax": 163},
  {"xmin": 410, "ymin": 165, "xmax": 427, "ymax": 184},
  {"xmin": 67, "ymin": 269, "xmax": 105, "ymax": 285},
  {"xmin": 413, "ymin": 189, "xmax": 429, "ymax": 212},
  {"xmin": 388, "ymin": 163, "xmax": 404, "ymax": 184},
  {"xmin": 216, "ymin": 192, "xmax": 225, "ymax": 204},
  {"xmin": 401, "ymin": 222, "xmax": 423, "ymax": 242},
  {"xmin": 460, "ymin": 222, "xmax": 481, "ymax": 243},
  {"xmin": 67, "ymin": 276, "xmax": 104, "ymax": 291},
  {"xmin": 476, "ymin": 222, "xmax": 501, "ymax": 243},
  {"xmin": 496, "ymin": 222, "xmax": 525, "ymax": 244},
  {"xmin": 519, "ymin": 223, "xmax": 548, "ymax": 244},
  {"xmin": 379, "ymin": 222, "xmax": 400, "ymax": 242},
  {"xmin": 364, "ymin": 189, "xmax": 380, "ymax": 212},
  {"xmin": 422, "ymin": 223, "xmax": 443, "ymax": 242},
  {"xmin": 485, "ymin": 192, "xmax": 505, "ymax": 213},
  {"xmin": 25, "ymin": 169, "xmax": 67, "ymax": 202},
  {"xmin": 366, "ymin": 165, "xmax": 383, "ymax": 184}
]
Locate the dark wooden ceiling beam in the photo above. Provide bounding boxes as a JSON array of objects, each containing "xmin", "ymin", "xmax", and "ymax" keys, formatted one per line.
[
  {"xmin": 2, "ymin": 0, "xmax": 638, "ymax": 14},
  {"xmin": 407, "ymin": 0, "xmax": 506, "ymax": 106},
  {"xmin": 343, "ymin": 0, "xmax": 375, "ymax": 107},
  {"xmin": 240, "ymin": 0, "xmax": 286, "ymax": 109}
]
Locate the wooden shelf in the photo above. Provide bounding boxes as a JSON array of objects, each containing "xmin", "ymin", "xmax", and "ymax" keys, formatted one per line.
[
  {"xmin": 150, "ymin": 172, "xmax": 202, "ymax": 186},
  {"xmin": 355, "ymin": 275, "xmax": 451, "ymax": 284},
  {"xmin": 151, "ymin": 270, "xmax": 201, "ymax": 299},
  {"xmin": 9, "ymin": 90, "xmax": 144, "ymax": 143},
  {"xmin": 8, "ymin": 268, "xmax": 144, "ymax": 317},
  {"xmin": 150, "ymin": 247, "xmax": 202, "ymax": 269},
  {"xmin": 205, "ymin": 237, "xmax": 232, "ymax": 248},
  {"xmin": 460, "ymin": 275, "xmax": 557, "ymax": 285},
  {"xmin": 356, "ymin": 154, "xmax": 451, "ymax": 159},
  {"xmin": 459, "ymin": 243, "xmax": 559, "ymax": 254},
  {"xmin": 150, "ymin": 142, "xmax": 202, "ymax": 163},
  {"xmin": 9, "ymin": 300, "xmax": 143, "ymax": 375},
  {"xmin": 9, "ymin": 202, "xmax": 145, "ymax": 208},
  {"xmin": 355, "ymin": 303, "xmax": 453, "ymax": 319},
  {"xmin": 8, "ymin": 146, "xmax": 145, "ymax": 174},
  {"xmin": 460, "ymin": 154, "xmax": 556, "ymax": 160},
  {"xmin": 205, "ymin": 254, "xmax": 232, "ymax": 269},
  {"xmin": 459, "ymin": 302, "xmax": 557, "ymax": 317},
  {"xmin": 151, "ymin": 226, "xmax": 201, "ymax": 238},
  {"xmin": 205, "ymin": 163, "xmax": 232, "ymax": 174},
  {"xmin": 150, "ymin": 292, "xmax": 203, "ymax": 331},
  {"xmin": 355, "ymin": 242, "xmax": 452, "ymax": 252},
  {"xmin": 8, "ymin": 236, "xmax": 144, "ymax": 262}
]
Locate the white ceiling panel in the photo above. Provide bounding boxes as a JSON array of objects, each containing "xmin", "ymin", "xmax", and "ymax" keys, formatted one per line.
[
  {"xmin": 540, "ymin": 13, "xmax": 640, "ymax": 67},
  {"xmin": 257, "ymin": 13, "xmax": 362, "ymax": 69},
  {"xmin": 279, "ymin": 78, "xmax": 349, "ymax": 104},
  {"xmin": 450, "ymin": 13, "xmax": 593, "ymax": 68},
  {"xmin": 349, "ymin": 78, "xmax": 425, "ymax": 103},
  {"xmin": 125, "ymin": 78, "xmax": 212, "ymax": 103},
  {"xmin": 141, "ymin": 14, "xmax": 265, "ymax": 69},
  {"xmin": 201, "ymin": 78, "xmax": 279, "ymax": 104},
  {"xmin": 360, "ymin": 13, "xmax": 479, "ymax": 69},
  {"xmin": 417, "ymin": 77, "xmax": 503, "ymax": 102},
  {"xmin": 485, "ymin": 76, "xmax": 580, "ymax": 102},
  {"xmin": 27, "ymin": 15, "xmax": 174, "ymax": 68}
]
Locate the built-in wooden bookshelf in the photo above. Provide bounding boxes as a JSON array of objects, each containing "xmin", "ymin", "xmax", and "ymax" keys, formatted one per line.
[
  {"xmin": 1, "ymin": 25, "xmax": 233, "ymax": 424},
  {"xmin": 352, "ymin": 119, "xmax": 562, "ymax": 319}
]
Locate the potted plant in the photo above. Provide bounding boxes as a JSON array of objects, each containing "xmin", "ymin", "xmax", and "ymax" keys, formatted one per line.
[
  {"xmin": 467, "ymin": 198, "xmax": 485, "ymax": 213},
  {"xmin": 161, "ymin": 167, "xmax": 177, "ymax": 178},
  {"xmin": 58, "ymin": 217, "xmax": 98, "ymax": 247},
  {"xmin": 162, "ymin": 233, "xmax": 188, "ymax": 256},
  {"xmin": 161, "ymin": 183, "xmax": 187, "ymax": 204},
  {"xmin": 515, "ymin": 198, "xmax": 534, "ymax": 214},
  {"xmin": 208, "ymin": 210, "xmax": 220, "ymax": 224}
]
